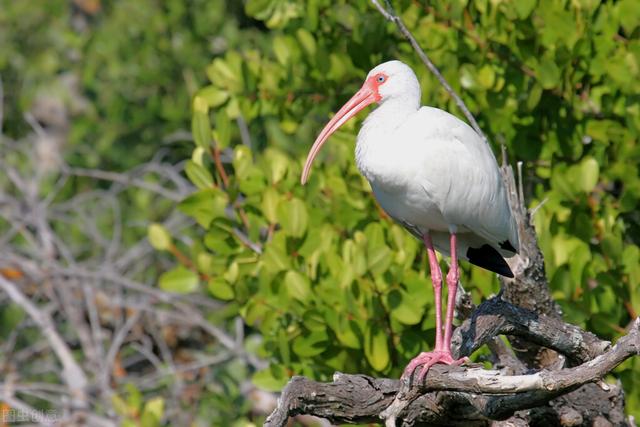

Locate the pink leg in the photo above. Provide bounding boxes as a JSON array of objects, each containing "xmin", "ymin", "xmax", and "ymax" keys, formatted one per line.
[
  {"xmin": 444, "ymin": 233, "xmax": 459, "ymax": 348},
  {"xmin": 402, "ymin": 231, "xmax": 468, "ymax": 383},
  {"xmin": 423, "ymin": 233, "xmax": 443, "ymax": 351}
]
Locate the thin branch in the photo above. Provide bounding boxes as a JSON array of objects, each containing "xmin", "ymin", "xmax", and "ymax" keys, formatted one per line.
[
  {"xmin": 211, "ymin": 145, "xmax": 230, "ymax": 188},
  {"xmin": 0, "ymin": 275, "xmax": 88, "ymax": 406},
  {"xmin": 64, "ymin": 166, "xmax": 183, "ymax": 201},
  {"xmin": 103, "ymin": 310, "xmax": 142, "ymax": 390},
  {"xmin": 236, "ymin": 115, "xmax": 253, "ymax": 150},
  {"xmin": 370, "ymin": 0, "xmax": 486, "ymax": 142},
  {"xmin": 0, "ymin": 74, "xmax": 3, "ymax": 134}
]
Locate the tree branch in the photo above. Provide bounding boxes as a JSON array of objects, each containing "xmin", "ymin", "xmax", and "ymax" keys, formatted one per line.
[
  {"xmin": 265, "ymin": 318, "xmax": 639, "ymax": 426},
  {"xmin": 0, "ymin": 275, "xmax": 88, "ymax": 407},
  {"xmin": 451, "ymin": 296, "xmax": 610, "ymax": 364}
]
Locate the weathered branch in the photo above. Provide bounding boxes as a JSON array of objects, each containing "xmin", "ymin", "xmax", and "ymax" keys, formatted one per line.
[
  {"xmin": 265, "ymin": 318, "xmax": 639, "ymax": 426},
  {"xmin": 0, "ymin": 275, "xmax": 88, "ymax": 407},
  {"xmin": 451, "ymin": 296, "xmax": 610, "ymax": 364}
]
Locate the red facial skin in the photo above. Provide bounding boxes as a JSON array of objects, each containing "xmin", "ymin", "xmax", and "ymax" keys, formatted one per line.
[{"xmin": 366, "ymin": 72, "xmax": 388, "ymax": 103}]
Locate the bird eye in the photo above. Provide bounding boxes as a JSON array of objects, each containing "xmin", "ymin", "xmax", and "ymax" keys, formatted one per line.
[{"xmin": 377, "ymin": 75, "xmax": 386, "ymax": 83}]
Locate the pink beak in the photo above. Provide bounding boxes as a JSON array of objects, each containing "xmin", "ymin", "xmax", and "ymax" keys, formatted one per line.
[{"xmin": 301, "ymin": 81, "xmax": 380, "ymax": 184}]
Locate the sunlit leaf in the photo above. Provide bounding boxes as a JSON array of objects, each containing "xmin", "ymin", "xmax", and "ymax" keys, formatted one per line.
[
  {"xmin": 159, "ymin": 267, "xmax": 199, "ymax": 294},
  {"xmin": 147, "ymin": 223, "xmax": 172, "ymax": 251}
]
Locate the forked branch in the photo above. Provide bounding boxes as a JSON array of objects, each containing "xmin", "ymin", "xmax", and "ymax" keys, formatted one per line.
[{"xmin": 265, "ymin": 318, "xmax": 639, "ymax": 426}]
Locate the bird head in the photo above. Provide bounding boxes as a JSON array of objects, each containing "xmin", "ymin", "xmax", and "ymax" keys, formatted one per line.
[{"xmin": 301, "ymin": 60, "xmax": 420, "ymax": 184}]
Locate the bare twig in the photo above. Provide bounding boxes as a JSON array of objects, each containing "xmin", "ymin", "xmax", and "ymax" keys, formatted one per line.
[
  {"xmin": 103, "ymin": 310, "xmax": 142, "ymax": 390},
  {"xmin": 64, "ymin": 166, "xmax": 184, "ymax": 201},
  {"xmin": 211, "ymin": 145, "xmax": 230, "ymax": 188},
  {"xmin": 236, "ymin": 115, "xmax": 253, "ymax": 149},
  {"xmin": 0, "ymin": 275, "xmax": 88, "ymax": 406}
]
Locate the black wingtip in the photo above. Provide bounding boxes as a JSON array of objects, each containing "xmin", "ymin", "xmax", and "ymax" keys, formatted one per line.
[
  {"xmin": 499, "ymin": 240, "xmax": 518, "ymax": 254},
  {"xmin": 467, "ymin": 244, "xmax": 514, "ymax": 278}
]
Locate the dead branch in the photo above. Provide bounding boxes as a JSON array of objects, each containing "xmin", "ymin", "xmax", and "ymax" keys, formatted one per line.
[
  {"xmin": 0, "ymin": 275, "xmax": 88, "ymax": 407},
  {"xmin": 451, "ymin": 296, "xmax": 610, "ymax": 364},
  {"xmin": 265, "ymin": 318, "xmax": 639, "ymax": 427},
  {"xmin": 0, "ymin": 131, "xmax": 264, "ymax": 424}
]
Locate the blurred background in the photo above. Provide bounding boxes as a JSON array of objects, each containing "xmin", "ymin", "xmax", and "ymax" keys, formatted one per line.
[{"xmin": 0, "ymin": 0, "xmax": 638, "ymax": 425}]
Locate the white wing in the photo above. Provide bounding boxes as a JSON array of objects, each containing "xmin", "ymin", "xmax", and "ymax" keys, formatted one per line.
[{"xmin": 396, "ymin": 107, "xmax": 519, "ymax": 254}]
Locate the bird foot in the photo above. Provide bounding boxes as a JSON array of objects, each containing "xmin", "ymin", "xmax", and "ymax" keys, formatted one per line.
[{"xmin": 402, "ymin": 350, "xmax": 468, "ymax": 384}]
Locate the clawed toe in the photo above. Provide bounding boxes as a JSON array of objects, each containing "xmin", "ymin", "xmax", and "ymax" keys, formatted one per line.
[{"xmin": 402, "ymin": 351, "xmax": 467, "ymax": 383}]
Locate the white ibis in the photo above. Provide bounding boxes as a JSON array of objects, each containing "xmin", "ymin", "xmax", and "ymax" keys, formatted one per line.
[{"xmin": 301, "ymin": 60, "xmax": 519, "ymax": 381}]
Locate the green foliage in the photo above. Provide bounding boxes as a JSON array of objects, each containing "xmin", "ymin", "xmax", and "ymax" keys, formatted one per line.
[
  {"xmin": 175, "ymin": 0, "xmax": 640, "ymax": 418},
  {"xmin": 4, "ymin": 0, "xmax": 639, "ymax": 423},
  {"xmin": 0, "ymin": 0, "xmax": 232, "ymax": 169},
  {"xmin": 112, "ymin": 384, "xmax": 165, "ymax": 427}
]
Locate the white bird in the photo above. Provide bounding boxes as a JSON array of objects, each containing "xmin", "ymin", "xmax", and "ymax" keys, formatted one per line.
[{"xmin": 301, "ymin": 60, "xmax": 519, "ymax": 381}]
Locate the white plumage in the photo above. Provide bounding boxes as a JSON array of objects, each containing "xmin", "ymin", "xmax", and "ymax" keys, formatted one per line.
[
  {"xmin": 304, "ymin": 60, "xmax": 518, "ymax": 276},
  {"xmin": 301, "ymin": 60, "xmax": 519, "ymax": 378}
]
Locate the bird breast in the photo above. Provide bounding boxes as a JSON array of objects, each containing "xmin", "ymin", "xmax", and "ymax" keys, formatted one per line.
[
  {"xmin": 354, "ymin": 105, "xmax": 512, "ymax": 239},
  {"xmin": 355, "ymin": 108, "xmax": 450, "ymax": 231}
]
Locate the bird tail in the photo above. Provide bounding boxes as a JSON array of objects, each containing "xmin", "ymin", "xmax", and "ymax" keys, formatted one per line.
[{"xmin": 466, "ymin": 244, "xmax": 514, "ymax": 278}]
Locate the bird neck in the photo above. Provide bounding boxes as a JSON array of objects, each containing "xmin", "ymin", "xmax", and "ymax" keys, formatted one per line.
[{"xmin": 355, "ymin": 98, "xmax": 420, "ymax": 184}]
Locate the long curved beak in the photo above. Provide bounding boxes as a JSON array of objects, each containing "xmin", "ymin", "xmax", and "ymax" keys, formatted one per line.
[{"xmin": 301, "ymin": 84, "xmax": 378, "ymax": 184}]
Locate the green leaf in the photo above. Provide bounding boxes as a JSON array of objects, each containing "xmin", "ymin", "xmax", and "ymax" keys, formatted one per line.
[
  {"xmin": 206, "ymin": 57, "xmax": 241, "ymax": 92},
  {"xmin": 233, "ymin": 145, "xmax": 254, "ymax": 180},
  {"xmin": 513, "ymin": 0, "xmax": 536, "ymax": 19},
  {"xmin": 208, "ymin": 277, "xmax": 235, "ymax": 301},
  {"xmin": 192, "ymin": 147, "xmax": 206, "ymax": 166},
  {"xmin": 214, "ymin": 110, "xmax": 232, "ymax": 149},
  {"xmin": 197, "ymin": 85, "xmax": 229, "ymax": 108},
  {"xmin": 537, "ymin": 58, "xmax": 561, "ymax": 89},
  {"xmin": 277, "ymin": 197, "xmax": 308, "ymax": 238},
  {"xmin": 245, "ymin": 0, "xmax": 275, "ymax": 20},
  {"xmin": 284, "ymin": 270, "xmax": 311, "ymax": 302},
  {"xmin": 238, "ymin": 168, "xmax": 266, "ymax": 195},
  {"xmin": 334, "ymin": 317, "xmax": 362, "ymax": 349},
  {"xmin": 527, "ymin": 83, "xmax": 543, "ymax": 110},
  {"xmin": 141, "ymin": 398, "xmax": 164, "ymax": 427},
  {"xmin": 364, "ymin": 323, "xmax": 389, "ymax": 372},
  {"xmin": 273, "ymin": 35, "xmax": 290, "ymax": 65},
  {"xmin": 178, "ymin": 188, "xmax": 228, "ymax": 228},
  {"xmin": 111, "ymin": 395, "xmax": 130, "ymax": 417},
  {"xmin": 252, "ymin": 364, "xmax": 289, "ymax": 391},
  {"xmin": 159, "ymin": 267, "xmax": 199, "ymax": 294},
  {"xmin": 292, "ymin": 329, "xmax": 328, "ymax": 357},
  {"xmin": 0, "ymin": 303, "xmax": 25, "ymax": 339},
  {"xmin": 184, "ymin": 160, "xmax": 213, "ymax": 190},
  {"xmin": 205, "ymin": 221, "xmax": 240, "ymax": 255},
  {"xmin": 191, "ymin": 109, "xmax": 212, "ymax": 149},
  {"xmin": 477, "ymin": 64, "xmax": 495, "ymax": 89},
  {"xmin": 578, "ymin": 157, "xmax": 599, "ymax": 193},
  {"xmin": 387, "ymin": 289, "xmax": 424, "ymax": 325},
  {"xmin": 296, "ymin": 28, "xmax": 316, "ymax": 57},
  {"xmin": 264, "ymin": 148, "xmax": 289, "ymax": 183},
  {"xmin": 147, "ymin": 223, "xmax": 172, "ymax": 251},
  {"xmin": 261, "ymin": 187, "xmax": 280, "ymax": 223},
  {"xmin": 262, "ymin": 234, "xmax": 291, "ymax": 273}
]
